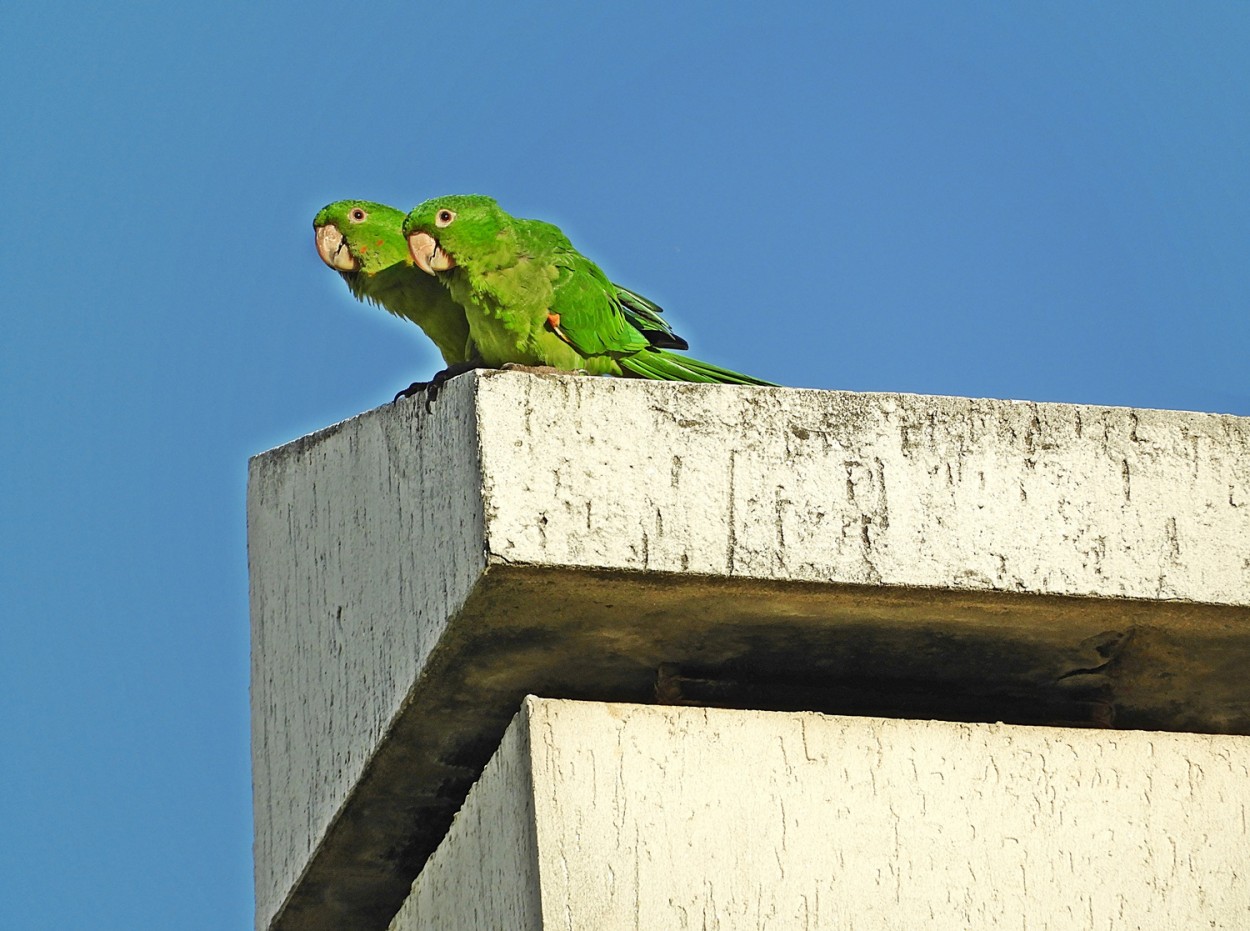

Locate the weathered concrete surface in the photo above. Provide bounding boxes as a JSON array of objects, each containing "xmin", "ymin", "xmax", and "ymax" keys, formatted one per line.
[
  {"xmin": 388, "ymin": 702, "xmax": 543, "ymax": 931},
  {"xmin": 391, "ymin": 698, "xmax": 1250, "ymax": 930},
  {"xmin": 248, "ymin": 372, "xmax": 1250, "ymax": 931}
]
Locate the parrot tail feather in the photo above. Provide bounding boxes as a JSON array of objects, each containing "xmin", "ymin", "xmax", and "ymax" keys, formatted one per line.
[{"xmin": 619, "ymin": 350, "xmax": 776, "ymax": 386}]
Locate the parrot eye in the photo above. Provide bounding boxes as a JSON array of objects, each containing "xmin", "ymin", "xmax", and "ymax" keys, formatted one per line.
[
  {"xmin": 435, "ymin": 209, "xmax": 456, "ymax": 228},
  {"xmin": 349, "ymin": 208, "xmax": 367, "ymax": 223}
]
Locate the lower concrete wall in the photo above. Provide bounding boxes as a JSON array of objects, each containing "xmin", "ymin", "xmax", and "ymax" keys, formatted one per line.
[
  {"xmin": 392, "ymin": 698, "xmax": 1250, "ymax": 930},
  {"xmin": 388, "ymin": 714, "xmax": 543, "ymax": 929}
]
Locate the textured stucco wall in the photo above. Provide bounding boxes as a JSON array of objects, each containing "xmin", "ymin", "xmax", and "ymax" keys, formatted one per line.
[
  {"xmin": 394, "ymin": 697, "xmax": 1250, "ymax": 931},
  {"xmin": 248, "ymin": 375, "xmax": 487, "ymax": 931},
  {"xmin": 248, "ymin": 373, "xmax": 1250, "ymax": 930},
  {"xmin": 475, "ymin": 375, "xmax": 1249, "ymax": 602},
  {"xmin": 387, "ymin": 709, "xmax": 543, "ymax": 931}
]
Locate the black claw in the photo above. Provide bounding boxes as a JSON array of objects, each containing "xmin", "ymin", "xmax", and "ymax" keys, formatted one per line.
[
  {"xmin": 423, "ymin": 378, "xmax": 443, "ymax": 412},
  {"xmin": 392, "ymin": 361, "xmax": 486, "ymax": 411},
  {"xmin": 393, "ymin": 382, "xmax": 428, "ymax": 403}
]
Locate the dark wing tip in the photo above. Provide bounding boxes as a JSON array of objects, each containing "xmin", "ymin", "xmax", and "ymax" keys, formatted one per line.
[{"xmin": 638, "ymin": 329, "xmax": 690, "ymax": 351}]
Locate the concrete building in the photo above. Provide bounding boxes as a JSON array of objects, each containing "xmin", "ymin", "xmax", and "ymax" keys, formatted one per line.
[{"xmin": 249, "ymin": 372, "xmax": 1250, "ymax": 929}]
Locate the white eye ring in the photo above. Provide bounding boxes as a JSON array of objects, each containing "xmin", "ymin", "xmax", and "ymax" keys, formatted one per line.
[
  {"xmin": 349, "ymin": 208, "xmax": 367, "ymax": 223},
  {"xmin": 435, "ymin": 209, "xmax": 456, "ymax": 228}
]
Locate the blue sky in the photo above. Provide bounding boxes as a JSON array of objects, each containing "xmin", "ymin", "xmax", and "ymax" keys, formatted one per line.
[{"xmin": 2, "ymin": 3, "xmax": 1247, "ymax": 927}]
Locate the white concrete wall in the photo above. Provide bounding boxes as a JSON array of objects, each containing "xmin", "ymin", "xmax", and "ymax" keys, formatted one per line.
[
  {"xmin": 394, "ymin": 698, "xmax": 1250, "ymax": 931},
  {"xmin": 475, "ymin": 375, "xmax": 1249, "ymax": 603},
  {"xmin": 249, "ymin": 373, "xmax": 1250, "ymax": 930},
  {"xmin": 248, "ymin": 375, "xmax": 488, "ymax": 931}
]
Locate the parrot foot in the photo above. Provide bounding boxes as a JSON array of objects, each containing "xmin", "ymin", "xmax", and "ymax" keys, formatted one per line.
[{"xmin": 394, "ymin": 361, "xmax": 485, "ymax": 411}]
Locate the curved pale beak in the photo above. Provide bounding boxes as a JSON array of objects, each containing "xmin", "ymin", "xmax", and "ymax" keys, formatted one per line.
[
  {"xmin": 407, "ymin": 231, "xmax": 456, "ymax": 276},
  {"xmin": 315, "ymin": 224, "xmax": 359, "ymax": 272}
]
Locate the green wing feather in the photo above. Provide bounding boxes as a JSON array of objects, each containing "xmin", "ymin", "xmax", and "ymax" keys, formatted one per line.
[
  {"xmin": 614, "ymin": 286, "xmax": 687, "ymax": 350},
  {"xmin": 520, "ymin": 217, "xmax": 687, "ymax": 350},
  {"xmin": 548, "ymin": 249, "xmax": 651, "ymax": 358}
]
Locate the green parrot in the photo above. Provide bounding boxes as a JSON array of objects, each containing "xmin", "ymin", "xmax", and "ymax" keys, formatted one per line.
[
  {"xmin": 314, "ymin": 200, "xmax": 474, "ymax": 366},
  {"xmin": 314, "ymin": 199, "xmax": 693, "ymax": 399},
  {"xmin": 402, "ymin": 195, "xmax": 775, "ymax": 385}
]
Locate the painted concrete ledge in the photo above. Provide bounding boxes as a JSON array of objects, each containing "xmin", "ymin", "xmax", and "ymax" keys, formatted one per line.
[
  {"xmin": 390, "ymin": 697, "xmax": 1250, "ymax": 931},
  {"xmin": 247, "ymin": 372, "xmax": 1250, "ymax": 931}
]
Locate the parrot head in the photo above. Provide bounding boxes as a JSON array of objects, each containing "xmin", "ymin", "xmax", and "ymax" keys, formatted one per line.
[
  {"xmin": 402, "ymin": 195, "xmax": 512, "ymax": 276},
  {"xmin": 313, "ymin": 200, "xmax": 411, "ymax": 279}
]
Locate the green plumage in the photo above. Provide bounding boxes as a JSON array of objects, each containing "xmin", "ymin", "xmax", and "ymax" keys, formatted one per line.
[
  {"xmin": 313, "ymin": 200, "xmax": 473, "ymax": 365},
  {"xmin": 401, "ymin": 195, "xmax": 775, "ymax": 386},
  {"xmin": 314, "ymin": 199, "xmax": 690, "ymax": 375}
]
